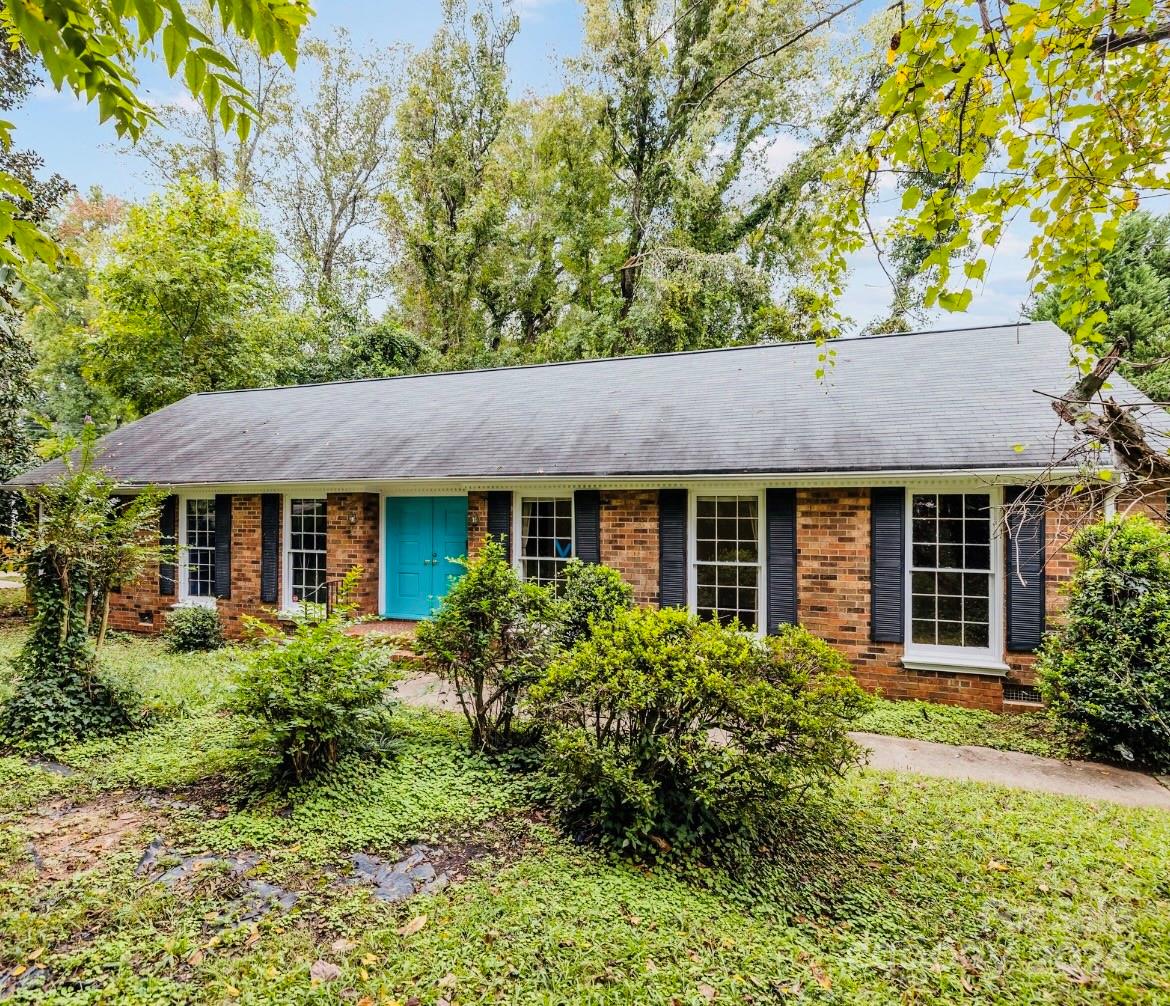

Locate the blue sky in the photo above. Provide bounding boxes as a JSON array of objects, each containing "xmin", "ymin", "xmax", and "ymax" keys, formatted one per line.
[{"xmin": 12, "ymin": 0, "xmax": 1032, "ymax": 332}]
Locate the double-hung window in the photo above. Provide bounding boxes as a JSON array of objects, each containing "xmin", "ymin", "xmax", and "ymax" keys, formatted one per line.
[
  {"xmin": 183, "ymin": 498, "xmax": 216, "ymax": 600},
  {"xmin": 519, "ymin": 496, "xmax": 573, "ymax": 591},
  {"xmin": 908, "ymin": 491, "xmax": 997, "ymax": 656},
  {"xmin": 287, "ymin": 498, "xmax": 327, "ymax": 605},
  {"xmin": 694, "ymin": 495, "xmax": 761, "ymax": 628}
]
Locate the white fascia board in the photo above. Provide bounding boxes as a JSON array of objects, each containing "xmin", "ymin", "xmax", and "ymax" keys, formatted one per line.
[{"xmin": 114, "ymin": 466, "xmax": 1089, "ymax": 495}]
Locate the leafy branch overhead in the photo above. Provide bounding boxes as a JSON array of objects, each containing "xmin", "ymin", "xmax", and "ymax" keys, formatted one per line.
[
  {"xmin": 808, "ymin": 0, "xmax": 1170, "ymax": 480},
  {"xmin": 819, "ymin": 0, "xmax": 1170, "ymax": 349},
  {"xmin": 0, "ymin": 0, "xmax": 312, "ymax": 274}
]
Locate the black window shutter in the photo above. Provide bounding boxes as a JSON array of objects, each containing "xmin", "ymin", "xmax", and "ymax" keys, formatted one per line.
[
  {"xmin": 260, "ymin": 493, "xmax": 281, "ymax": 604},
  {"xmin": 1005, "ymin": 485, "xmax": 1046, "ymax": 652},
  {"xmin": 765, "ymin": 488, "xmax": 798, "ymax": 633},
  {"xmin": 658, "ymin": 489, "xmax": 687, "ymax": 608},
  {"xmin": 486, "ymin": 491, "xmax": 512, "ymax": 560},
  {"xmin": 214, "ymin": 494, "xmax": 232, "ymax": 599},
  {"xmin": 573, "ymin": 490, "xmax": 601, "ymax": 565},
  {"xmin": 870, "ymin": 487, "xmax": 905, "ymax": 643},
  {"xmin": 158, "ymin": 495, "xmax": 178, "ymax": 597}
]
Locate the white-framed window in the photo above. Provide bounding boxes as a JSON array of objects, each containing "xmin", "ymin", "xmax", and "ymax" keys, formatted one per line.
[
  {"xmin": 286, "ymin": 497, "xmax": 328, "ymax": 606},
  {"xmin": 906, "ymin": 488, "xmax": 1001, "ymax": 659},
  {"xmin": 692, "ymin": 493, "xmax": 762, "ymax": 629},
  {"xmin": 517, "ymin": 495, "xmax": 574, "ymax": 591},
  {"xmin": 180, "ymin": 496, "xmax": 216, "ymax": 603}
]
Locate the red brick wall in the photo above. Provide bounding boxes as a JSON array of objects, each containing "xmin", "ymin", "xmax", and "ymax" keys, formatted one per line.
[
  {"xmin": 216, "ymin": 494, "xmax": 280, "ymax": 638},
  {"xmin": 326, "ymin": 492, "xmax": 380, "ymax": 617},
  {"xmin": 108, "ymin": 556, "xmax": 169, "ymax": 635},
  {"xmin": 468, "ymin": 491, "xmax": 490, "ymax": 556},
  {"xmin": 600, "ymin": 490, "xmax": 659, "ymax": 606},
  {"xmin": 795, "ymin": 487, "xmax": 1085, "ymax": 712}
]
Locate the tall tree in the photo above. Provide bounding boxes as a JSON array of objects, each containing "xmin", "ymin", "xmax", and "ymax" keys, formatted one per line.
[
  {"xmin": 386, "ymin": 0, "xmax": 518, "ymax": 366},
  {"xmin": 814, "ymin": 0, "xmax": 1170, "ymax": 482},
  {"xmin": 579, "ymin": 0, "xmax": 825, "ymax": 314},
  {"xmin": 272, "ymin": 32, "xmax": 404, "ymax": 311},
  {"xmin": 1032, "ymin": 212, "xmax": 1170, "ymax": 403},
  {"xmin": 136, "ymin": 2, "xmax": 294, "ymax": 200},
  {"xmin": 87, "ymin": 178, "xmax": 286, "ymax": 416}
]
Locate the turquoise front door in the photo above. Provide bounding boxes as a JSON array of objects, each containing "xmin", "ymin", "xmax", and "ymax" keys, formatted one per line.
[{"xmin": 385, "ymin": 496, "xmax": 469, "ymax": 619}]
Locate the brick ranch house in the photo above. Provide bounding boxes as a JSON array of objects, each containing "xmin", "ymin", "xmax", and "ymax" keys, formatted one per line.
[{"xmin": 11, "ymin": 321, "xmax": 1163, "ymax": 712}]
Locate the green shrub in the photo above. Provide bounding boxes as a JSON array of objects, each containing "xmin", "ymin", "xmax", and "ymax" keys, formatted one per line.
[
  {"xmin": 414, "ymin": 538, "xmax": 557, "ymax": 753},
  {"xmin": 1, "ymin": 553, "xmax": 138, "ymax": 751},
  {"xmin": 555, "ymin": 559, "xmax": 634, "ymax": 649},
  {"xmin": 229, "ymin": 570, "xmax": 400, "ymax": 786},
  {"xmin": 163, "ymin": 604, "xmax": 224, "ymax": 653},
  {"xmin": 1037, "ymin": 515, "xmax": 1170, "ymax": 767},
  {"xmin": 530, "ymin": 607, "xmax": 872, "ymax": 859}
]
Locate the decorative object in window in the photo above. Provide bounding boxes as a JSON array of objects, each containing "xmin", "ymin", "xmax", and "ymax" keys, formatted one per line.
[
  {"xmin": 520, "ymin": 497, "xmax": 573, "ymax": 589},
  {"xmin": 695, "ymin": 495, "xmax": 759, "ymax": 628},
  {"xmin": 910, "ymin": 492, "xmax": 992, "ymax": 648},
  {"xmin": 185, "ymin": 498, "xmax": 216, "ymax": 597},
  {"xmin": 289, "ymin": 498, "xmax": 327, "ymax": 604}
]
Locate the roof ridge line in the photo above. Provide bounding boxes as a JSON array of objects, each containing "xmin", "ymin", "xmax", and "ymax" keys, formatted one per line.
[{"xmin": 192, "ymin": 320, "xmax": 1048, "ymax": 397}]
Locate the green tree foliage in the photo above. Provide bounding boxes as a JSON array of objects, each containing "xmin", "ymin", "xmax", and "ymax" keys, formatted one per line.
[
  {"xmin": 815, "ymin": 0, "xmax": 1170, "ymax": 478},
  {"xmin": 387, "ymin": 0, "xmax": 866, "ymax": 369},
  {"xmin": 21, "ymin": 190, "xmax": 130, "ymax": 440},
  {"xmin": 88, "ymin": 177, "xmax": 287, "ymax": 416},
  {"xmin": 136, "ymin": 1, "xmax": 294, "ymax": 199},
  {"xmin": 231, "ymin": 569, "xmax": 401, "ymax": 787},
  {"xmin": 1038, "ymin": 516, "xmax": 1170, "ymax": 769},
  {"xmin": 1032, "ymin": 212, "xmax": 1170, "ymax": 402},
  {"xmin": 530, "ymin": 608, "xmax": 872, "ymax": 859},
  {"xmin": 387, "ymin": 0, "xmax": 518, "ymax": 367},
  {"xmin": 1, "ymin": 428, "xmax": 168, "ymax": 749},
  {"xmin": 414, "ymin": 539, "xmax": 557, "ymax": 753},
  {"xmin": 0, "ymin": 0, "xmax": 310, "ymax": 280}
]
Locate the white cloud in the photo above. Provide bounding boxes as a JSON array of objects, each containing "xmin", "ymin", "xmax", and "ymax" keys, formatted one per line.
[{"xmin": 509, "ymin": 0, "xmax": 562, "ymax": 21}]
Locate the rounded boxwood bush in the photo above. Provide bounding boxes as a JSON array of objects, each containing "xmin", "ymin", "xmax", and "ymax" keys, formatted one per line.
[
  {"xmin": 529, "ymin": 607, "xmax": 872, "ymax": 859},
  {"xmin": 555, "ymin": 558, "xmax": 634, "ymax": 649},
  {"xmin": 163, "ymin": 604, "xmax": 224, "ymax": 653},
  {"xmin": 1037, "ymin": 515, "xmax": 1170, "ymax": 767}
]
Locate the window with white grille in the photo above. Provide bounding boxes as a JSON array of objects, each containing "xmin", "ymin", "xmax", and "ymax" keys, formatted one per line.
[
  {"xmin": 694, "ymin": 495, "xmax": 760, "ymax": 628},
  {"xmin": 288, "ymin": 498, "xmax": 327, "ymax": 604},
  {"xmin": 909, "ymin": 492, "xmax": 994, "ymax": 650},
  {"xmin": 184, "ymin": 498, "xmax": 216, "ymax": 598},
  {"xmin": 519, "ymin": 497, "xmax": 573, "ymax": 590}
]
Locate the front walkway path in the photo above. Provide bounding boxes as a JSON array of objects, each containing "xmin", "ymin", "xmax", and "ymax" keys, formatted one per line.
[
  {"xmin": 854, "ymin": 732, "xmax": 1170, "ymax": 809},
  {"xmin": 393, "ymin": 672, "xmax": 1170, "ymax": 810}
]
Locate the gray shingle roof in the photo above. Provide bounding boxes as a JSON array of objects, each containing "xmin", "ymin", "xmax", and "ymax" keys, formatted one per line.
[{"xmin": 11, "ymin": 322, "xmax": 1156, "ymax": 487}]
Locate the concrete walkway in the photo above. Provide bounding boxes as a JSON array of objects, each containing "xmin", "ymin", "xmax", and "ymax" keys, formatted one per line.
[
  {"xmin": 854, "ymin": 732, "xmax": 1170, "ymax": 809},
  {"xmin": 393, "ymin": 673, "xmax": 1170, "ymax": 810}
]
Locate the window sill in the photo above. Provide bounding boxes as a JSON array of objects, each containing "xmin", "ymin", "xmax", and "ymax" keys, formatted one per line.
[
  {"xmin": 901, "ymin": 654, "xmax": 1011, "ymax": 677},
  {"xmin": 174, "ymin": 596, "xmax": 217, "ymax": 610}
]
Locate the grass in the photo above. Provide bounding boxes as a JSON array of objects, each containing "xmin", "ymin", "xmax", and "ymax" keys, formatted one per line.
[
  {"xmin": 1, "ymin": 630, "xmax": 1168, "ymax": 1003},
  {"xmin": 0, "ymin": 586, "xmax": 26, "ymax": 623},
  {"xmin": 856, "ymin": 696, "xmax": 1088, "ymax": 759}
]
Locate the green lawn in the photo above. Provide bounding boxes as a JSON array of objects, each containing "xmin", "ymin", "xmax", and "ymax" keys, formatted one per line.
[
  {"xmin": 1, "ymin": 626, "xmax": 1168, "ymax": 1004},
  {"xmin": 855, "ymin": 696, "xmax": 1087, "ymax": 760}
]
